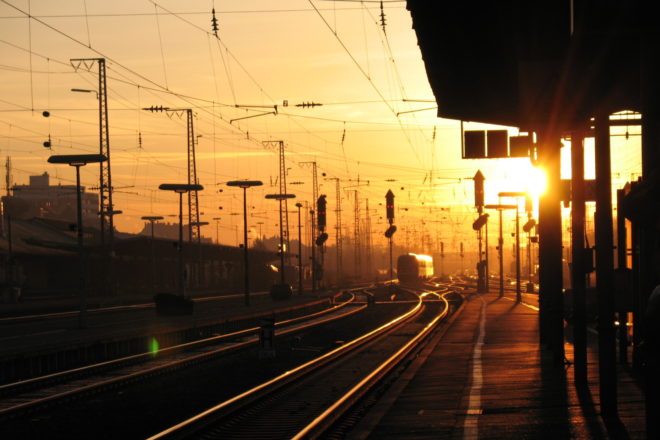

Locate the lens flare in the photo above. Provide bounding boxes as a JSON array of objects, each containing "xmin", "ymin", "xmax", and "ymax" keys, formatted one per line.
[{"xmin": 149, "ymin": 337, "xmax": 159, "ymax": 356}]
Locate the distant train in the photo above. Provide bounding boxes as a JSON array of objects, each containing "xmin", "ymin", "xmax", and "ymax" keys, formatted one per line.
[{"xmin": 397, "ymin": 253, "xmax": 434, "ymax": 283}]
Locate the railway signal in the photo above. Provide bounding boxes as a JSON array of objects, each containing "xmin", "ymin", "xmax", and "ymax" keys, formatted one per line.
[
  {"xmin": 473, "ymin": 213, "xmax": 490, "ymax": 292},
  {"xmin": 474, "ymin": 170, "xmax": 485, "ymax": 213},
  {"xmin": 472, "ymin": 213, "xmax": 489, "ymax": 230},
  {"xmin": 386, "ymin": 189, "xmax": 395, "ymax": 224},
  {"xmin": 317, "ymin": 195, "xmax": 327, "ymax": 232},
  {"xmin": 385, "ymin": 190, "xmax": 396, "ymax": 291}
]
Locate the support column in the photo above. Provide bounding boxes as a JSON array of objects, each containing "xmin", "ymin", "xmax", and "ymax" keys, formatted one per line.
[
  {"xmin": 640, "ymin": 26, "xmax": 660, "ymax": 439},
  {"xmin": 537, "ymin": 133, "xmax": 564, "ymax": 362},
  {"xmin": 616, "ymin": 188, "xmax": 629, "ymax": 365},
  {"xmin": 594, "ymin": 111, "xmax": 617, "ymax": 419},
  {"xmin": 571, "ymin": 130, "xmax": 587, "ymax": 384}
]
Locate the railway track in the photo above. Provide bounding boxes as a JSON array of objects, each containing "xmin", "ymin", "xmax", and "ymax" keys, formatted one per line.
[
  {"xmin": 0, "ymin": 290, "xmax": 364, "ymax": 421},
  {"xmin": 148, "ymin": 285, "xmax": 460, "ymax": 440}
]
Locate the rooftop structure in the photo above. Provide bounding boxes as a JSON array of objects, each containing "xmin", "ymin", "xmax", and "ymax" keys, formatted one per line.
[{"xmin": 2, "ymin": 172, "xmax": 99, "ymax": 225}]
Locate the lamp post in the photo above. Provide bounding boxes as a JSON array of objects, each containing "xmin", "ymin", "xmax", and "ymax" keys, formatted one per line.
[
  {"xmin": 190, "ymin": 221, "xmax": 209, "ymax": 286},
  {"xmin": 485, "ymin": 203, "xmax": 518, "ymax": 299},
  {"xmin": 523, "ymin": 218, "xmax": 537, "ymax": 293},
  {"xmin": 265, "ymin": 193, "xmax": 296, "ymax": 286},
  {"xmin": 227, "ymin": 180, "xmax": 263, "ymax": 306},
  {"xmin": 142, "ymin": 215, "xmax": 164, "ymax": 294},
  {"xmin": 296, "ymin": 202, "xmax": 303, "ymax": 295},
  {"xmin": 48, "ymin": 154, "xmax": 107, "ymax": 329},
  {"xmin": 310, "ymin": 209, "xmax": 316, "ymax": 292},
  {"xmin": 159, "ymin": 183, "xmax": 204, "ymax": 297}
]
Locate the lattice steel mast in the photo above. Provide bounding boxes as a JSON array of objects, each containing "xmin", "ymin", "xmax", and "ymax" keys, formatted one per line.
[
  {"xmin": 186, "ymin": 109, "xmax": 201, "ymax": 243},
  {"xmin": 71, "ymin": 58, "xmax": 114, "ymax": 246},
  {"xmin": 143, "ymin": 106, "xmax": 201, "ymax": 243},
  {"xmin": 324, "ymin": 177, "xmax": 343, "ymax": 281},
  {"xmin": 353, "ymin": 190, "xmax": 361, "ymax": 277},
  {"xmin": 264, "ymin": 141, "xmax": 291, "ymax": 253}
]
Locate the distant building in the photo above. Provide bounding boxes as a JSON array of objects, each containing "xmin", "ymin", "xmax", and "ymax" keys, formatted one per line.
[
  {"xmin": 138, "ymin": 221, "xmax": 213, "ymax": 243},
  {"xmin": 1, "ymin": 172, "xmax": 99, "ymax": 225}
]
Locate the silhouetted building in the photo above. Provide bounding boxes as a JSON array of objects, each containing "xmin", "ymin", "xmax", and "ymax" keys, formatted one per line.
[{"xmin": 1, "ymin": 172, "xmax": 98, "ymax": 225}]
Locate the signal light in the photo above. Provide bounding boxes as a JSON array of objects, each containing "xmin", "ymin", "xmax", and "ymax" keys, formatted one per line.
[
  {"xmin": 316, "ymin": 232, "xmax": 328, "ymax": 246},
  {"xmin": 522, "ymin": 219, "xmax": 537, "ymax": 233},
  {"xmin": 384, "ymin": 225, "xmax": 397, "ymax": 238},
  {"xmin": 385, "ymin": 189, "xmax": 395, "ymax": 224},
  {"xmin": 472, "ymin": 213, "xmax": 489, "ymax": 230},
  {"xmin": 317, "ymin": 195, "xmax": 327, "ymax": 231}
]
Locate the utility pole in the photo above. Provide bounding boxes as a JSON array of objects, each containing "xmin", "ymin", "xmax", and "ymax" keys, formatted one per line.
[
  {"xmin": 187, "ymin": 111, "xmax": 200, "ymax": 244},
  {"xmin": 2, "ymin": 156, "xmax": 10, "ymax": 234},
  {"xmin": 301, "ymin": 161, "xmax": 319, "ymax": 268},
  {"xmin": 365, "ymin": 198, "xmax": 373, "ymax": 280},
  {"xmin": 4, "ymin": 156, "xmax": 10, "ymax": 198},
  {"xmin": 353, "ymin": 190, "xmax": 361, "ymax": 279},
  {"xmin": 296, "ymin": 202, "xmax": 303, "ymax": 295},
  {"xmin": 143, "ymin": 107, "xmax": 201, "ymax": 245},
  {"xmin": 310, "ymin": 208, "xmax": 316, "ymax": 292},
  {"xmin": 345, "ymin": 178, "xmax": 369, "ymax": 280},
  {"xmin": 440, "ymin": 241, "xmax": 445, "ymax": 278},
  {"xmin": 325, "ymin": 177, "xmax": 343, "ymax": 284},
  {"xmin": 266, "ymin": 141, "xmax": 291, "ymax": 258},
  {"xmin": 71, "ymin": 58, "xmax": 114, "ymax": 248}
]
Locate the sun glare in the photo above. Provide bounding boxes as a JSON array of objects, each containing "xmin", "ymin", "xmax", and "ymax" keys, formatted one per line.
[
  {"xmin": 525, "ymin": 166, "xmax": 548, "ymax": 198},
  {"xmin": 489, "ymin": 161, "xmax": 548, "ymax": 208}
]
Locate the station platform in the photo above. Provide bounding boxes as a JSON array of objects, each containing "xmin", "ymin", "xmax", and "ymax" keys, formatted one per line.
[{"xmin": 354, "ymin": 291, "xmax": 647, "ymax": 439}]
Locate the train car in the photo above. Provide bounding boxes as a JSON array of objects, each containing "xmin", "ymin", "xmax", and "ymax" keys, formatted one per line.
[{"xmin": 397, "ymin": 253, "xmax": 434, "ymax": 283}]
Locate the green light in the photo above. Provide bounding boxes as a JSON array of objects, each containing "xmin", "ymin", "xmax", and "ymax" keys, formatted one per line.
[{"xmin": 149, "ymin": 337, "xmax": 159, "ymax": 356}]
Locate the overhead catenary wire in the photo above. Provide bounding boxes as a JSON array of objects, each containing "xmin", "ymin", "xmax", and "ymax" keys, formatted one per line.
[
  {"xmin": 306, "ymin": 0, "xmax": 426, "ymax": 168},
  {"xmin": 1, "ymin": 0, "xmax": 467, "ymax": 239}
]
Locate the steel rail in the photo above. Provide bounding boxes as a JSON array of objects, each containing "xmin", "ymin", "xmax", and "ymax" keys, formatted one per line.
[
  {"xmin": 0, "ymin": 292, "xmax": 364, "ymax": 419},
  {"xmin": 0, "ymin": 292, "xmax": 355, "ymax": 397},
  {"xmin": 147, "ymin": 289, "xmax": 425, "ymax": 440},
  {"xmin": 293, "ymin": 290, "xmax": 451, "ymax": 439}
]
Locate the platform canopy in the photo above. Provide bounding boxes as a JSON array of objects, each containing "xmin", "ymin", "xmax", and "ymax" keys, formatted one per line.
[{"xmin": 406, "ymin": 1, "xmax": 643, "ymax": 130}]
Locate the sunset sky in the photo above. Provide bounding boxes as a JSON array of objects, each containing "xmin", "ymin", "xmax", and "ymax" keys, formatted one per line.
[{"xmin": 0, "ymin": 0, "xmax": 642, "ymax": 252}]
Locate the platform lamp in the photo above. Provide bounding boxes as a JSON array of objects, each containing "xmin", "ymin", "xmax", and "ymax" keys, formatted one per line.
[
  {"xmin": 484, "ymin": 203, "xmax": 518, "ymax": 299},
  {"xmin": 142, "ymin": 215, "xmax": 164, "ymax": 294},
  {"xmin": 158, "ymin": 183, "xmax": 204, "ymax": 297},
  {"xmin": 296, "ymin": 202, "xmax": 304, "ymax": 295},
  {"xmin": 48, "ymin": 154, "xmax": 107, "ymax": 329},
  {"xmin": 226, "ymin": 180, "xmax": 263, "ymax": 306},
  {"xmin": 498, "ymin": 191, "xmax": 529, "ymax": 303}
]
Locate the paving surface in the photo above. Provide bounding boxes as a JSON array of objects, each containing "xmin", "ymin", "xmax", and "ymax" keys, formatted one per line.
[{"xmin": 362, "ymin": 291, "xmax": 646, "ymax": 439}]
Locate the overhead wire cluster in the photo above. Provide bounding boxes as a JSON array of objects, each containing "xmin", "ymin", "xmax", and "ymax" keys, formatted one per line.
[{"xmin": 0, "ymin": 0, "xmax": 471, "ymax": 250}]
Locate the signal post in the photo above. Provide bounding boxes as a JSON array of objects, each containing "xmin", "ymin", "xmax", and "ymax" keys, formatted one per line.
[{"xmin": 385, "ymin": 190, "xmax": 397, "ymax": 291}]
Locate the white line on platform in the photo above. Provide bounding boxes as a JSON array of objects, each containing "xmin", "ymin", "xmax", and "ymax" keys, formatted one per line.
[
  {"xmin": 502, "ymin": 295, "xmax": 540, "ymax": 311},
  {"xmin": 463, "ymin": 294, "xmax": 486, "ymax": 440}
]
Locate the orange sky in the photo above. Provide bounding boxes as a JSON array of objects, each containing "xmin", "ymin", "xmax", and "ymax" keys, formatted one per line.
[{"xmin": 0, "ymin": 0, "xmax": 642, "ymax": 253}]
